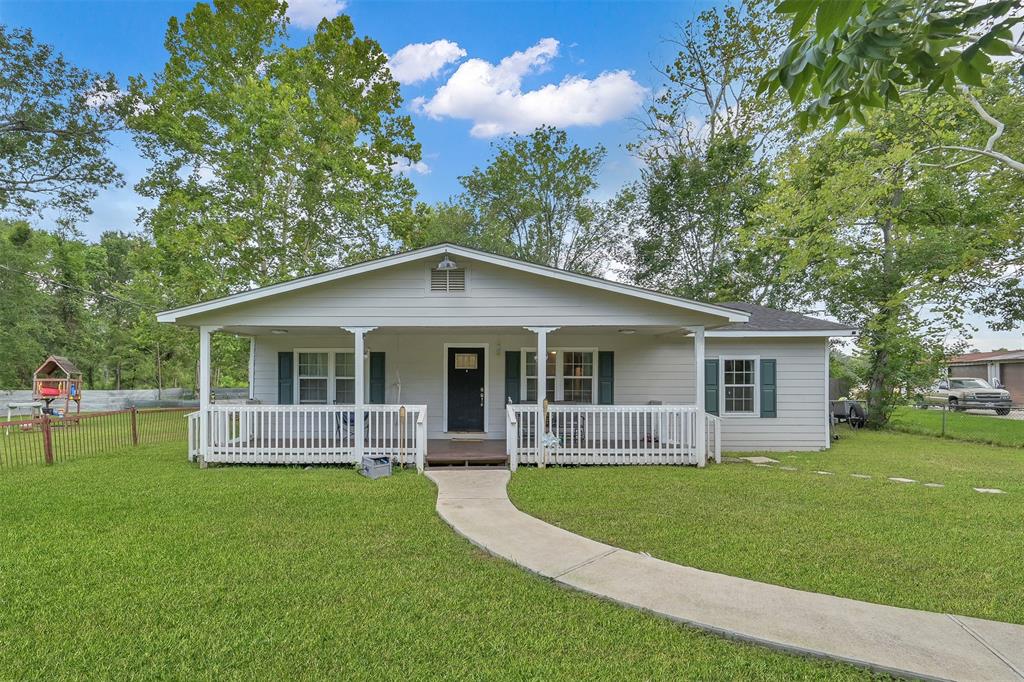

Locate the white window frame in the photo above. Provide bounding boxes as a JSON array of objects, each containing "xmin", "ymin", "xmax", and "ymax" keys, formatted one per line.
[
  {"xmin": 292, "ymin": 348, "xmax": 367, "ymax": 405},
  {"xmin": 520, "ymin": 347, "xmax": 599, "ymax": 404},
  {"xmin": 719, "ymin": 355, "xmax": 759, "ymax": 416}
]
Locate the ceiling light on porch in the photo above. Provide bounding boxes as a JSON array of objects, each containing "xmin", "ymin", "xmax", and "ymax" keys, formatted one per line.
[
  {"xmin": 270, "ymin": 329, "xmax": 288, "ymax": 335},
  {"xmin": 618, "ymin": 329, "xmax": 636, "ymax": 335},
  {"xmin": 436, "ymin": 254, "xmax": 458, "ymax": 270}
]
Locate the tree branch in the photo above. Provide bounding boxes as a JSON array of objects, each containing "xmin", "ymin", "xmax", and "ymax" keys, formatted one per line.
[{"xmin": 917, "ymin": 85, "xmax": 1024, "ymax": 173}]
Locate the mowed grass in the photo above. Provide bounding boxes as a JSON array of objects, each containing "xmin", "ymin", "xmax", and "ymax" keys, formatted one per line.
[
  {"xmin": 0, "ymin": 444, "xmax": 864, "ymax": 680},
  {"xmin": 510, "ymin": 430, "xmax": 1024, "ymax": 625},
  {"xmin": 889, "ymin": 406, "xmax": 1024, "ymax": 448}
]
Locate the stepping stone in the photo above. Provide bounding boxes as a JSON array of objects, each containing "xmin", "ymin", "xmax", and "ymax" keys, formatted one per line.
[
  {"xmin": 780, "ymin": 466, "xmax": 798, "ymax": 471},
  {"xmin": 741, "ymin": 456, "xmax": 779, "ymax": 465},
  {"xmin": 814, "ymin": 470, "xmax": 833, "ymax": 475},
  {"xmin": 974, "ymin": 487, "xmax": 1006, "ymax": 494},
  {"xmin": 850, "ymin": 474, "xmax": 871, "ymax": 479},
  {"xmin": 753, "ymin": 463, "xmax": 773, "ymax": 468},
  {"xmin": 888, "ymin": 477, "xmax": 917, "ymax": 484},
  {"xmin": 924, "ymin": 483, "xmax": 944, "ymax": 488}
]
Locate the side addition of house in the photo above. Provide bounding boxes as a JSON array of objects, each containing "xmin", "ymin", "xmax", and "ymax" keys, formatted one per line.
[{"xmin": 157, "ymin": 244, "xmax": 855, "ymax": 470}]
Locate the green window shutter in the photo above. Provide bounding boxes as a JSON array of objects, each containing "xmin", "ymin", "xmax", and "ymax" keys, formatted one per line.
[
  {"xmin": 369, "ymin": 352, "xmax": 386, "ymax": 404},
  {"xmin": 760, "ymin": 359, "xmax": 777, "ymax": 418},
  {"xmin": 704, "ymin": 359, "xmax": 719, "ymax": 415},
  {"xmin": 504, "ymin": 351, "xmax": 521, "ymax": 404},
  {"xmin": 598, "ymin": 351, "xmax": 614, "ymax": 405},
  {"xmin": 277, "ymin": 352, "xmax": 293, "ymax": 405}
]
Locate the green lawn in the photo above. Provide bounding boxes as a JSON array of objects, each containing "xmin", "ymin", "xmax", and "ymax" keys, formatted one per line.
[
  {"xmin": 888, "ymin": 406, "xmax": 1024, "ymax": 447},
  {"xmin": 0, "ymin": 443, "xmax": 861, "ymax": 680},
  {"xmin": 510, "ymin": 430, "xmax": 1024, "ymax": 626}
]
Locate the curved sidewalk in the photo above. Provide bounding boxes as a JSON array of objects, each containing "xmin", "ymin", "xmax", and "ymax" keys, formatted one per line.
[{"xmin": 427, "ymin": 470, "xmax": 1024, "ymax": 682}]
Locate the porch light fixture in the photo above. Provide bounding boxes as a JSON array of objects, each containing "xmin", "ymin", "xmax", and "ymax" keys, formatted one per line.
[
  {"xmin": 436, "ymin": 254, "xmax": 458, "ymax": 270},
  {"xmin": 618, "ymin": 329, "xmax": 636, "ymax": 335},
  {"xmin": 270, "ymin": 329, "xmax": 288, "ymax": 335}
]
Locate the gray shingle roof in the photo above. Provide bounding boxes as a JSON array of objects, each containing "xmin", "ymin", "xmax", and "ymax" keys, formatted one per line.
[{"xmin": 715, "ymin": 302, "xmax": 854, "ymax": 333}]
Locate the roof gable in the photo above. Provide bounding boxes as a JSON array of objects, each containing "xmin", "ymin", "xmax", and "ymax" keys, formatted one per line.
[{"xmin": 157, "ymin": 244, "xmax": 749, "ymax": 325}]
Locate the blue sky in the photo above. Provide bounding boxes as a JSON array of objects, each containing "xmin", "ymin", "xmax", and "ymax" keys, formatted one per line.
[
  {"xmin": 2, "ymin": 0, "xmax": 1020, "ymax": 351},
  {"xmin": 1, "ymin": 0, "xmax": 701, "ymax": 236}
]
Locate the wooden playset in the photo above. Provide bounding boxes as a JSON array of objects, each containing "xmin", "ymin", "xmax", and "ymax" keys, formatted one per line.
[{"xmin": 32, "ymin": 356, "xmax": 83, "ymax": 417}]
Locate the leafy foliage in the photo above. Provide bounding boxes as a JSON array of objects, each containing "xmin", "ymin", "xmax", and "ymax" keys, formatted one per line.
[
  {"xmin": 764, "ymin": 0, "xmax": 1024, "ymax": 130},
  {"xmin": 756, "ymin": 98, "xmax": 1014, "ymax": 424},
  {"xmin": 401, "ymin": 126, "xmax": 618, "ymax": 274},
  {"xmin": 127, "ymin": 0, "xmax": 420, "ymax": 302},
  {"xmin": 619, "ymin": 1, "xmax": 804, "ymax": 305},
  {"xmin": 0, "ymin": 220, "xmax": 245, "ymax": 391},
  {"xmin": 0, "ymin": 26, "xmax": 123, "ymax": 230}
]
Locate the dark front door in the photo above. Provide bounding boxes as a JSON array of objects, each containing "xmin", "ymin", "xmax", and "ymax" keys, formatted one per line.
[{"xmin": 447, "ymin": 347, "xmax": 485, "ymax": 431}]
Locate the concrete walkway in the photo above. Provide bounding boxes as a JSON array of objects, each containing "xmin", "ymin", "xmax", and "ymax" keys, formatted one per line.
[{"xmin": 427, "ymin": 470, "xmax": 1024, "ymax": 682}]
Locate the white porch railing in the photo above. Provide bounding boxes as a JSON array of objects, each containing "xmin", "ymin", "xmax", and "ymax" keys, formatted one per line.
[
  {"xmin": 705, "ymin": 412, "xmax": 722, "ymax": 464},
  {"xmin": 187, "ymin": 411, "xmax": 200, "ymax": 462},
  {"xmin": 195, "ymin": 404, "xmax": 427, "ymax": 471},
  {"xmin": 507, "ymin": 404, "xmax": 706, "ymax": 468}
]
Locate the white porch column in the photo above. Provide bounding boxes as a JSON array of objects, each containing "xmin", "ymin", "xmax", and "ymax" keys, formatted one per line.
[
  {"xmin": 198, "ymin": 325, "xmax": 221, "ymax": 463},
  {"xmin": 525, "ymin": 326, "xmax": 559, "ymax": 468},
  {"xmin": 693, "ymin": 325, "xmax": 706, "ymax": 467},
  {"xmin": 344, "ymin": 326, "xmax": 376, "ymax": 460}
]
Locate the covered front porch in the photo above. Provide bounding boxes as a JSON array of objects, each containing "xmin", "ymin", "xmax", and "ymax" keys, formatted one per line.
[{"xmin": 188, "ymin": 324, "xmax": 721, "ymax": 470}]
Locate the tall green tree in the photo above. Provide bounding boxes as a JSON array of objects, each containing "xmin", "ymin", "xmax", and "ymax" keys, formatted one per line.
[
  {"xmin": 758, "ymin": 97, "xmax": 1013, "ymax": 425},
  {"xmin": 443, "ymin": 126, "xmax": 616, "ymax": 274},
  {"xmin": 0, "ymin": 25, "xmax": 123, "ymax": 230},
  {"xmin": 621, "ymin": 0, "xmax": 801, "ymax": 304},
  {"xmin": 128, "ymin": 0, "xmax": 420, "ymax": 302}
]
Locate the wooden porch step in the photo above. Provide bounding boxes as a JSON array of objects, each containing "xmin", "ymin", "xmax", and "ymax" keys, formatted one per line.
[{"xmin": 426, "ymin": 451, "xmax": 509, "ymax": 467}]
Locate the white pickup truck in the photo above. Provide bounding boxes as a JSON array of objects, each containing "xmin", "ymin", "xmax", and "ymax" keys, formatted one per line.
[{"xmin": 919, "ymin": 378, "xmax": 1012, "ymax": 415}]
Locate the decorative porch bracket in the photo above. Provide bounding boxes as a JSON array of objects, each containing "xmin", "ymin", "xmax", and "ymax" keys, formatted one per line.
[
  {"xmin": 343, "ymin": 326, "xmax": 378, "ymax": 460},
  {"xmin": 524, "ymin": 326, "xmax": 559, "ymax": 468}
]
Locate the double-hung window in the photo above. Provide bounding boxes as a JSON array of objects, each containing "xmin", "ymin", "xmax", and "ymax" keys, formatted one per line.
[
  {"xmin": 334, "ymin": 352, "xmax": 356, "ymax": 404},
  {"xmin": 524, "ymin": 350, "xmax": 556, "ymax": 402},
  {"xmin": 297, "ymin": 352, "xmax": 329, "ymax": 404},
  {"xmin": 722, "ymin": 358, "xmax": 757, "ymax": 414},
  {"xmin": 522, "ymin": 349, "xmax": 597, "ymax": 403},
  {"xmin": 562, "ymin": 351, "xmax": 594, "ymax": 403},
  {"xmin": 295, "ymin": 350, "xmax": 358, "ymax": 404}
]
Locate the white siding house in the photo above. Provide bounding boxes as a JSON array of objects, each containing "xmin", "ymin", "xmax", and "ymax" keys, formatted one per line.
[{"xmin": 157, "ymin": 244, "xmax": 854, "ymax": 469}]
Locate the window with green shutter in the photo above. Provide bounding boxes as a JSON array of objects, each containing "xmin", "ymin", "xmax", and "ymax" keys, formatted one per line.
[
  {"xmin": 369, "ymin": 352, "xmax": 386, "ymax": 404},
  {"xmin": 598, "ymin": 351, "xmax": 614, "ymax": 404},
  {"xmin": 505, "ymin": 351, "xmax": 521, "ymax": 404},
  {"xmin": 760, "ymin": 359, "xmax": 777, "ymax": 418},
  {"xmin": 277, "ymin": 352, "xmax": 294, "ymax": 404},
  {"xmin": 704, "ymin": 359, "xmax": 719, "ymax": 415}
]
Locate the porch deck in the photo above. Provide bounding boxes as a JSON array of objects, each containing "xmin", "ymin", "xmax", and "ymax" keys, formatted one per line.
[{"xmin": 426, "ymin": 439, "xmax": 508, "ymax": 467}]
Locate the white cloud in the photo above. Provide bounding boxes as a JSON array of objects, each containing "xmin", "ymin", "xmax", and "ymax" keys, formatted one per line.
[
  {"xmin": 416, "ymin": 38, "xmax": 646, "ymax": 138},
  {"xmin": 391, "ymin": 157, "xmax": 431, "ymax": 175},
  {"xmin": 388, "ymin": 40, "xmax": 467, "ymax": 85},
  {"xmin": 285, "ymin": 0, "xmax": 348, "ymax": 29}
]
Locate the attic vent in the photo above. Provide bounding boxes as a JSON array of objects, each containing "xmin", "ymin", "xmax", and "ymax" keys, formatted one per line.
[{"xmin": 430, "ymin": 267, "xmax": 466, "ymax": 292}]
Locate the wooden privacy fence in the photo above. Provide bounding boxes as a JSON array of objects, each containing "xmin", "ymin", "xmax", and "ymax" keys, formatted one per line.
[{"xmin": 0, "ymin": 407, "xmax": 190, "ymax": 469}]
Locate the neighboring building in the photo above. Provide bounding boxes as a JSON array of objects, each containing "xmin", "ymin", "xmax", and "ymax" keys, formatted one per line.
[
  {"xmin": 157, "ymin": 244, "xmax": 855, "ymax": 468},
  {"xmin": 949, "ymin": 350, "xmax": 1024, "ymax": 405}
]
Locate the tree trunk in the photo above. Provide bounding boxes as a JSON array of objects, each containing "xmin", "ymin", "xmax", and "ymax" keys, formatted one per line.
[{"xmin": 865, "ymin": 183, "xmax": 904, "ymax": 428}]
